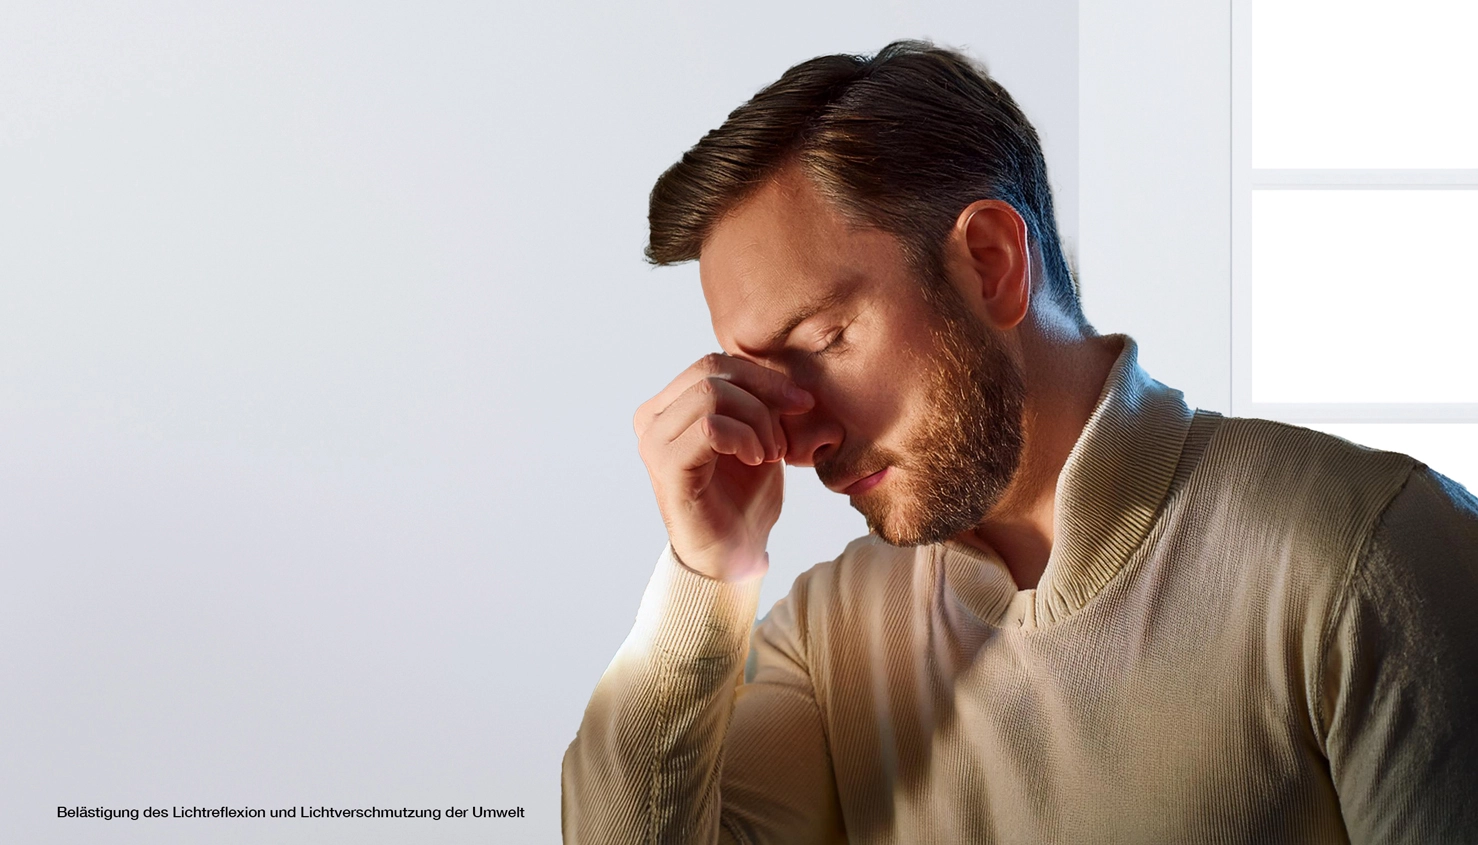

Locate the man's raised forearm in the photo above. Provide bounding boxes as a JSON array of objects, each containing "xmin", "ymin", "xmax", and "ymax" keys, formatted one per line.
[{"xmin": 561, "ymin": 547, "xmax": 762, "ymax": 844}]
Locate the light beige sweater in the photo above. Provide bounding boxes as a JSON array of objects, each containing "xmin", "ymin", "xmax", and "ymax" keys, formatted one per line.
[{"xmin": 563, "ymin": 340, "xmax": 1478, "ymax": 844}]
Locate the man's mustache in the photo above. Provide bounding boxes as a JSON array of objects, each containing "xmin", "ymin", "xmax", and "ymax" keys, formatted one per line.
[{"xmin": 815, "ymin": 444, "xmax": 898, "ymax": 490}]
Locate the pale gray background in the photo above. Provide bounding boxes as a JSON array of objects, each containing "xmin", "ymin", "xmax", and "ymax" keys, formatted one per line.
[{"xmin": 0, "ymin": 1, "xmax": 1230, "ymax": 842}]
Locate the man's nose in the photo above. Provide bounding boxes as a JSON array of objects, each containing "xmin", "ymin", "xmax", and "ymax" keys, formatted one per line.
[{"xmin": 779, "ymin": 404, "xmax": 844, "ymax": 468}]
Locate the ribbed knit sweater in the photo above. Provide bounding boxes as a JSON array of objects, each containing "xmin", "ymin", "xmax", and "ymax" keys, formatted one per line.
[{"xmin": 562, "ymin": 340, "xmax": 1478, "ymax": 844}]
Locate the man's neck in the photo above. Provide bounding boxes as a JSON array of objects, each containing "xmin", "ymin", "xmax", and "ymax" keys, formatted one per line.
[{"xmin": 954, "ymin": 330, "xmax": 1123, "ymax": 589}]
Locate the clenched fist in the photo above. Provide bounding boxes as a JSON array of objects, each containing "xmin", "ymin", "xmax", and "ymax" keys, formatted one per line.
[{"xmin": 633, "ymin": 353, "xmax": 815, "ymax": 582}]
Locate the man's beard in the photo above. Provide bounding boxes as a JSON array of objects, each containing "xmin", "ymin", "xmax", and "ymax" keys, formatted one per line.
[{"xmin": 816, "ymin": 284, "xmax": 1026, "ymax": 547}]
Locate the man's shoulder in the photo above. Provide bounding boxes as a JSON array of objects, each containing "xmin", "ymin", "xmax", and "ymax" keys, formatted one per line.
[
  {"xmin": 769, "ymin": 534, "xmax": 923, "ymax": 631},
  {"xmin": 1199, "ymin": 416, "xmax": 1416, "ymax": 506},
  {"xmin": 1362, "ymin": 463, "xmax": 1478, "ymax": 583},
  {"xmin": 747, "ymin": 535, "xmax": 915, "ymax": 671},
  {"xmin": 1207, "ymin": 415, "xmax": 1411, "ymax": 474},
  {"xmin": 1179, "ymin": 416, "xmax": 1478, "ymax": 551},
  {"xmin": 790, "ymin": 534, "xmax": 918, "ymax": 596},
  {"xmin": 1184, "ymin": 415, "xmax": 1421, "ymax": 564}
]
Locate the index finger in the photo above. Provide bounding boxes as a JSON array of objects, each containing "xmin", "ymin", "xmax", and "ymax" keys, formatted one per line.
[{"xmin": 639, "ymin": 353, "xmax": 813, "ymax": 428}]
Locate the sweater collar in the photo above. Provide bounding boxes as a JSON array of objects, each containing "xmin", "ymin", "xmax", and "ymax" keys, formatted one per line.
[{"xmin": 940, "ymin": 336, "xmax": 1195, "ymax": 629}]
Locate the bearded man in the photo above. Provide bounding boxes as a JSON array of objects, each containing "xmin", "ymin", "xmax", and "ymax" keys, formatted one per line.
[{"xmin": 561, "ymin": 42, "xmax": 1478, "ymax": 844}]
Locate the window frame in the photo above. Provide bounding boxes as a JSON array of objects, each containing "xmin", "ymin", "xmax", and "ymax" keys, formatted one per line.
[{"xmin": 1229, "ymin": 0, "xmax": 1478, "ymax": 424}]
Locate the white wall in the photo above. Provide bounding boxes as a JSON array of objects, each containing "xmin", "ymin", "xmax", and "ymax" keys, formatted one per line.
[
  {"xmin": 0, "ymin": 3, "xmax": 1077, "ymax": 843},
  {"xmin": 1079, "ymin": 0, "xmax": 1232, "ymax": 413}
]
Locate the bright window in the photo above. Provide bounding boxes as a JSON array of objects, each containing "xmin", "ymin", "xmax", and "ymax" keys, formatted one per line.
[{"xmin": 1233, "ymin": 0, "xmax": 1478, "ymax": 491}]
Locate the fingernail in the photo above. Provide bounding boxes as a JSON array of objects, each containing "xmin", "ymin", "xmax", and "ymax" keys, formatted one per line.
[{"xmin": 785, "ymin": 384, "xmax": 813, "ymax": 406}]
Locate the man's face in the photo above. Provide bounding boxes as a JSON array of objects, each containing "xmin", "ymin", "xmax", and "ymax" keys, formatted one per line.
[{"xmin": 699, "ymin": 169, "xmax": 1025, "ymax": 546}]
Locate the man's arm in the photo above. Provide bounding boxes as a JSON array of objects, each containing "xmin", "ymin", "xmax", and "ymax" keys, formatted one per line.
[
  {"xmin": 564, "ymin": 353, "xmax": 841, "ymax": 843},
  {"xmin": 561, "ymin": 548, "xmax": 845, "ymax": 844},
  {"xmin": 1321, "ymin": 467, "xmax": 1478, "ymax": 842}
]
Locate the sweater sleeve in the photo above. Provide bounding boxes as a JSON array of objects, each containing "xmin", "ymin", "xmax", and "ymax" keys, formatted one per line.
[
  {"xmin": 1321, "ymin": 467, "xmax": 1478, "ymax": 843},
  {"xmin": 561, "ymin": 547, "xmax": 845, "ymax": 844}
]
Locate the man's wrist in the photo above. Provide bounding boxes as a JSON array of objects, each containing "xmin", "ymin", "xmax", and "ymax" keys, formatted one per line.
[
  {"xmin": 626, "ymin": 545, "xmax": 764, "ymax": 660},
  {"xmin": 669, "ymin": 539, "xmax": 770, "ymax": 583}
]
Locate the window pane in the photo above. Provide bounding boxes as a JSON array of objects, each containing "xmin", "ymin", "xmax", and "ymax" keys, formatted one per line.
[
  {"xmin": 1252, "ymin": 0, "xmax": 1478, "ymax": 168},
  {"xmin": 1306, "ymin": 423, "xmax": 1478, "ymax": 494},
  {"xmin": 1251, "ymin": 190, "xmax": 1478, "ymax": 403}
]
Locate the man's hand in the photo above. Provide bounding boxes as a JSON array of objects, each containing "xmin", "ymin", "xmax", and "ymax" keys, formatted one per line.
[{"xmin": 634, "ymin": 354, "xmax": 815, "ymax": 582}]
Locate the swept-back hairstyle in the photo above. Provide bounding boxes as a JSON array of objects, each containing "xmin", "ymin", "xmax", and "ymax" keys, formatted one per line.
[{"xmin": 646, "ymin": 40, "xmax": 1081, "ymax": 322}]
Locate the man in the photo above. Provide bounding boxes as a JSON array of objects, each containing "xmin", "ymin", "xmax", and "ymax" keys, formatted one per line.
[{"xmin": 562, "ymin": 42, "xmax": 1478, "ymax": 843}]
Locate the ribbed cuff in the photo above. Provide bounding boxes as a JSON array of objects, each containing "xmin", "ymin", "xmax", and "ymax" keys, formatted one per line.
[{"xmin": 627, "ymin": 545, "xmax": 764, "ymax": 661}]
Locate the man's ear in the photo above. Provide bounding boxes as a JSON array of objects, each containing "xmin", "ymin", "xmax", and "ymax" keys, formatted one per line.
[{"xmin": 952, "ymin": 199, "xmax": 1032, "ymax": 330}]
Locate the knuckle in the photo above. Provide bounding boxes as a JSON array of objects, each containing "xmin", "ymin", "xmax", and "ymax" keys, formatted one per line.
[{"xmin": 698, "ymin": 352, "xmax": 725, "ymax": 374}]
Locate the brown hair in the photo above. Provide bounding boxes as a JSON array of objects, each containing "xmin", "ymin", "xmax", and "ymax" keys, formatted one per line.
[{"xmin": 646, "ymin": 40, "xmax": 1082, "ymax": 322}]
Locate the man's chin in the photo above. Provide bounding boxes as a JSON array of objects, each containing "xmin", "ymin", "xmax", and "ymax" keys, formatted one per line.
[
  {"xmin": 866, "ymin": 516, "xmax": 958, "ymax": 548},
  {"xmin": 856, "ymin": 495, "xmax": 968, "ymax": 548},
  {"xmin": 852, "ymin": 492, "xmax": 901, "ymax": 545},
  {"xmin": 854, "ymin": 479, "xmax": 1000, "ymax": 548}
]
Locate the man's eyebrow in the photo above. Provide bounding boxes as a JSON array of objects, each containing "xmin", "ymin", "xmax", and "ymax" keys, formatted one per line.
[{"xmin": 755, "ymin": 288, "xmax": 850, "ymax": 352}]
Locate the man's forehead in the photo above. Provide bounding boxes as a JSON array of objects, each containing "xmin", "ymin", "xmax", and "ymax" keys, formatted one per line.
[
  {"xmin": 697, "ymin": 174, "xmax": 893, "ymax": 352},
  {"xmin": 699, "ymin": 238, "xmax": 830, "ymax": 350}
]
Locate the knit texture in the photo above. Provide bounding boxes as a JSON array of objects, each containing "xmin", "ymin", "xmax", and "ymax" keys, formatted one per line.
[{"xmin": 562, "ymin": 339, "xmax": 1478, "ymax": 844}]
